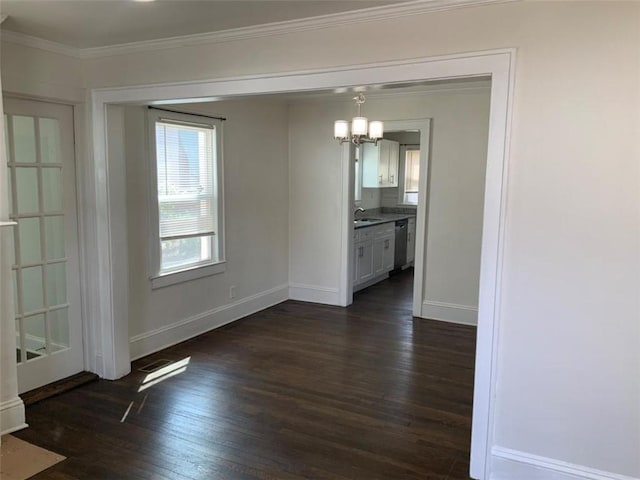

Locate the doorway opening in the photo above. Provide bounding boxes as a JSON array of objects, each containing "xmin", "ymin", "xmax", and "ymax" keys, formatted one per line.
[
  {"xmin": 349, "ymin": 117, "xmax": 433, "ymax": 317},
  {"xmin": 90, "ymin": 50, "xmax": 515, "ymax": 479}
]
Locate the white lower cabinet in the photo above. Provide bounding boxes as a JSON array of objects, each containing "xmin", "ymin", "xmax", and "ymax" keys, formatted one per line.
[{"xmin": 354, "ymin": 222, "xmax": 395, "ymax": 290}]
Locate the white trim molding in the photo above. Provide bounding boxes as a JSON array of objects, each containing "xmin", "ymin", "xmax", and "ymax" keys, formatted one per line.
[
  {"xmin": 289, "ymin": 283, "xmax": 341, "ymax": 306},
  {"xmin": 0, "ymin": 0, "xmax": 517, "ymax": 59},
  {"xmin": 421, "ymin": 300, "xmax": 478, "ymax": 325},
  {"xmin": 0, "ymin": 30, "xmax": 80, "ymax": 58},
  {"xmin": 129, "ymin": 284, "xmax": 289, "ymax": 361},
  {"xmin": 0, "ymin": 397, "xmax": 27, "ymax": 436},
  {"xmin": 491, "ymin": 447, "xmax": 640, "ymax": 480}
]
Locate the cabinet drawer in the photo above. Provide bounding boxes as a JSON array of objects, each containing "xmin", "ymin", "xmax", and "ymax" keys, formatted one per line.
[{"xmin": 358, "ymin": 227, "xmax": 376, "ymax": 241}]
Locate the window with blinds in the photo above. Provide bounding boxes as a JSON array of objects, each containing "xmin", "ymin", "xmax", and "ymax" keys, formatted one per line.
[
  {"xmin": 403, "ymin": 149, "xmax": 420, "ymax": 205},
  {"xmin": 154, "ymin": 117, "xmax": 221, "ymax": 274}
]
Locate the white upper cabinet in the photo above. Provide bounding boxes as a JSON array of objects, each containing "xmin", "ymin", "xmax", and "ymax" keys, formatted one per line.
[{"xmin": 362, "ymin": 139, "xmax": 399, "ymax": 188}]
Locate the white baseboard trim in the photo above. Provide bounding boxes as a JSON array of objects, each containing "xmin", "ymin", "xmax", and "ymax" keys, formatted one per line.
[
  {"xmin": 289, "ymin": 283, "xmax": 340, "ymax": 305},
  {"xmin": 491, "ymin": 446, "xmax": 639, "ymax": 480},
  {"xmin": 0, "ymin": 397, "xmax": 27, "ymax": 436},
  {"xmin": 421, "ymin": 300, "xmax": 478, "ymax": 325},
  {"xmin": 129, "ymin": 283, "xmax": 289, "ymax": 361}
]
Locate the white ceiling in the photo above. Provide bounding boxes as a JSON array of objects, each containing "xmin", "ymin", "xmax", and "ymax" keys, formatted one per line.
[{"xmin": 0, "ymin": 0, "xmax": 403, "ymax": 48}]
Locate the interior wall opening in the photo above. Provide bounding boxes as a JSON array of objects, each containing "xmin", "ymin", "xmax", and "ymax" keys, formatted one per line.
[{"xmin": 93, "ymin": 51, "xmax": 515, "ymax": 479}]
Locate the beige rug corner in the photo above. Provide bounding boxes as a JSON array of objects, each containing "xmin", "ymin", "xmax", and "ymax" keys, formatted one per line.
[{"xmin": 0, "ymin": 434, "xmax": 65, "ymax": 480}]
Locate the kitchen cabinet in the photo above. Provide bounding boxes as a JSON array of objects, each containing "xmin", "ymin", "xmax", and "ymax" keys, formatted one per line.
[
  {"xmin": 407, "ymin": 218, "xmax": 416, "ymax": 264},
  {"xmin": 355, "ymin": 241, "xmax": 374, "ymax": 285},
  {"xmin": 354, "ymin": 222, "xmax": 395, "ymax": 290},
  {"xmin": 373, "ymin": 237, "xmax": 393, "ymax": 276},
  {"xmin": 362, "ymin": 139, "xmax": 399, "ymax": 188},
  {"xmin": 381, "ymin": 236, "xmax": 395, "ymax": 271}
]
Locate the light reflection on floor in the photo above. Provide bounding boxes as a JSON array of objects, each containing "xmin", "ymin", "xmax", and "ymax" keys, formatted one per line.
[
  {"xmin": 120, "ymin": 357, "xmax": 191, "ymax": 423},
  {"xmin": 141, "ymin": 356, "xmax": 191, "ymax": 386}
]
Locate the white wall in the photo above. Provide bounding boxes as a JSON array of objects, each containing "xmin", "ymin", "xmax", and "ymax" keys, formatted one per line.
[
  {"xmin": 124, "ymin": 99, "xmax": 290, "ymax": 358},
  {"xmin": 360, "ymin": 187, "xmax": 382, "ymax": 210},
  {"xmin": 87, "ymin": 3, "xmax": 640, "ymax": 476},
  {"xmin": 0, "ymin": 41, "xmax": 84, "ymax": 103},
  {"xmin": 2, "ymin": 2, "xmax": 639, "ymax": 478},
  {"xmin": 288, "ymin": 87, "xmax": 490, "ymax": 324}
]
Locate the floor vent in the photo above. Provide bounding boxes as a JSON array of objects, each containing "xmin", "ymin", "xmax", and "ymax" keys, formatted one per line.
[{"xmin": 138, "ymin": 359, "xmax": 173, "ymax": 373}]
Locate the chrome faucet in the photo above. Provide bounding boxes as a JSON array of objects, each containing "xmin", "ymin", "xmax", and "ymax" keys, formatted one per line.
[{"xmin": 354, "ymin": 207, "xmax": 366, "ymax": 218}]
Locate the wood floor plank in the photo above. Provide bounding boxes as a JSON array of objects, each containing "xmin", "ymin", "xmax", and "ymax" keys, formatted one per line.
[{"xmin": 14, "ymin": 269, "xmax": 474, "ymax": 479}]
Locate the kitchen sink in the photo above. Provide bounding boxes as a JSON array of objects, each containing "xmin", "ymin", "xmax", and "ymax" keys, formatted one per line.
[{"xmin": 354, "ymin": 218, "xmax": 384, "ymax": 226}]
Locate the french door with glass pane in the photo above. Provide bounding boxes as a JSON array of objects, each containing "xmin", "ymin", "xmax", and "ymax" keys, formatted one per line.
[{"xmin": 4, "ymin": 97, "xmax": 84, "ymax": 394}]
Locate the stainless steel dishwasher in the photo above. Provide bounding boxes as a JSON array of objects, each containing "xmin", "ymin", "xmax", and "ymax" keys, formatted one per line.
[{"xmin": 394, "ymin": 219, "xmax": 408, "ymax": 270}]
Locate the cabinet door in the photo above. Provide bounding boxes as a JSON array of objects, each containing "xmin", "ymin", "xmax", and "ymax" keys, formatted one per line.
[
  {"xmin": 383, "ymin": 236, "xmax": 395, "ymax": 271},
  {"xmin": 387, "ymin": 141, "xmax": 399, "ymax": 187},
  {"xmin": 379, "ymin": 141, "xmax": 390, "ymax": 186},
  {"xmin": 357, "ymin": 241, "xmax": 374, "ymax": 283},
  {"xmin": 353, "ymin": 244, "xmax": 360, "ymax": 285},
  {"xmin": 407, "ymin": 220, "xmax": 416, "ymax": 264},
  {"xmin": 362, "ymin": 143, "xmax": 380, "ymax": 188},
  {"xmin": 373, "ymin": 238, "xmax": 385, "ymax": 275}
]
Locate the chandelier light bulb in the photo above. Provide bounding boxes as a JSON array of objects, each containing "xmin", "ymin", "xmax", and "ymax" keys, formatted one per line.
[
  {"xmin": 351, "ymin": 117, "xmax": 368, "ymax": 136},
  {"xmin": 369, "ymin": 121, "xmax": 383, "ymax": 139},
  {"xmin": 334, "ymin": 120, "xmax": 349, "ymax": 140}
]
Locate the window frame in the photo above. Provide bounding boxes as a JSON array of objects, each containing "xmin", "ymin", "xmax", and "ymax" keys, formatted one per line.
[
  {"xmin": 397, "ymin": 144, "xmax": 421, "ymax": 206},
  {"xmin": 147, "ymin": 109, "xmax": 225, "ymax": 289}
]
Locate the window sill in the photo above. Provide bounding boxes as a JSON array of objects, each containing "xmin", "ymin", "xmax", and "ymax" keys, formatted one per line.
[{"xmin": 150, "ymin": 261, "xmax": 226, "ymax": 290}]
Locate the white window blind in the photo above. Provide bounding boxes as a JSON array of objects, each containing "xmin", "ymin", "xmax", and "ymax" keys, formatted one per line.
[{"xmin": 403, "ymin": 149, "xmax": 420, "ymax": 204}]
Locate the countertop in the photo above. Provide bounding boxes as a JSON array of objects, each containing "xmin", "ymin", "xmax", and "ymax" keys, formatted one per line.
[{"xmin": 354, "ymin": 212, "xmax": 416, "ymax": 229}]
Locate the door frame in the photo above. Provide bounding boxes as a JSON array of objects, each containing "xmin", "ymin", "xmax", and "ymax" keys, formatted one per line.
[
  {"xmin": 341, "ymin": 118, "xmax": 431, "ymax": 313},
  {"xmin": 88, "ymin": 49, "xmax": 516, "ymax": 479}
]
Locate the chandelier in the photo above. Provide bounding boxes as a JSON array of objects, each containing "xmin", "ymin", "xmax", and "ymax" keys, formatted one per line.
[{"xmin": 334, "ymin": 93, "xmax": 383, "ymax": 145}]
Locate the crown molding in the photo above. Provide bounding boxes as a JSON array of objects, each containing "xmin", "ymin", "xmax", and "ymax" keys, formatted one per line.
[
  {"xmin": 1, "ymin": 30, "xmax": 81, "ymax": 58},
  {"xmin": 0, "ymin": 0, "xmax": 517, "ymax": 60}
]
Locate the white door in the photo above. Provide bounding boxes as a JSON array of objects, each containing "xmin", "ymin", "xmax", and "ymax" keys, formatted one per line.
[
  {"xmin": 357, "ymin": 241, "xmax": 374, "ymax": 284},
  {"xmin": 4, "ymin": 97, "xmax": 84, "ymax": 394}
]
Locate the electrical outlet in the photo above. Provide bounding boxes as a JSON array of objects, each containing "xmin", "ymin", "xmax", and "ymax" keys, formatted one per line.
[{"xmin": 229, "ymin": 285, "xmax": 236, "ymax": 299}]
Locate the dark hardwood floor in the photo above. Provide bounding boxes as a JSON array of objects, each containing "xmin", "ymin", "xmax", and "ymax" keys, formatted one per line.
[{"xmin": 15, "ymin": 269, "xmax": 476, "ymax": 479}]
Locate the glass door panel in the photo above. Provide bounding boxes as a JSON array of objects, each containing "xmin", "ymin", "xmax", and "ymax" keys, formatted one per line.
[{"xmin": 4, "ymin": 97, "xmax": 83, "ymax": 393}]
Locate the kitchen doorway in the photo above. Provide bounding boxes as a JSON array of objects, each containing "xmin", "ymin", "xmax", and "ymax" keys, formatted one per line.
[{"xmin": 348, "ymin": 119, "xmax": 432, "ymax": 317}]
